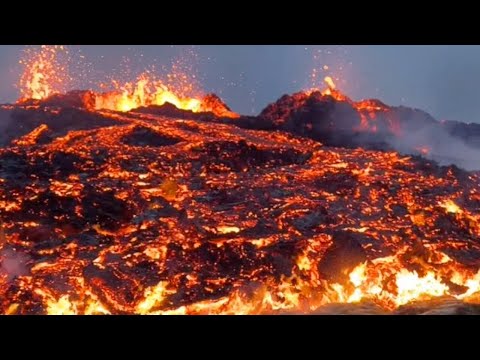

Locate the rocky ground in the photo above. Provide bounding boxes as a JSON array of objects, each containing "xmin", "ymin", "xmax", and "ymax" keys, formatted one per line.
[{"xmin": 0, "ymin": 91, "xmax": 479, "ymax": 314}]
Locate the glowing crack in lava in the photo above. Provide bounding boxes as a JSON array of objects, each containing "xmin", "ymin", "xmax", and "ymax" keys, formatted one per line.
[{"xmin": 2, "ymin": 47, "xmax": 480, "ymax": 315}]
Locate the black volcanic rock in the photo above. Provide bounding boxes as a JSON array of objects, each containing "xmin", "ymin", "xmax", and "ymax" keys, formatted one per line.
[
  {"xmin": 317, "ymin": 231, "xmax": 368, "ymax": 283},
  {"xmin": 134, "ymin": 102, "xmax": 208, "ymax": 120},
  {"xmin": 0, "ymin": 106, "xmax": 118, "ymax": 146},
  {"xmin": 236, "ymin": 91, "xmax": 480, "ymax": 167},
  {"xmin": 257, "ymin": 91, "xmax": 383, "ymax": 148},
  {"xmin": 2, "ymin": 90, "xmax": 480, "ymax": 314},
  {"xmin": 442, "ymin": 120, "xmax": 480, "ymax": 148},
  {"xmin": 259, "ymin": 91, "xmax": 359, "ymax": 130},
  {"xmin": 200, "ymin": 93, "xmax": 237, "ymax": 118},
  {"xmin": 388, "ymin": 105, "xmax": 437, "ymax": 131},
  {"xmin": 133, "ymin": 93, "xmax": 237, "ymax": 121},
  {"xmin": 121, "ymin": 126, "xmax": 181, "ymax": 147},
  {"xmin": 20, "ymin": 90, "xmax": 96, "ymax": 110},
  {"xmin": 259, "ymin": 91, "xmax": 311, "ymax": 127}
]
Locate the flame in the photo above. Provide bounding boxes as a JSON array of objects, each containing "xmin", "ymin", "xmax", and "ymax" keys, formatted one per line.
[
  {"xmin": 122, "ymin": 245, "xmax": 480, "ymax": 315},
  {"xmin": 46, "ymin": 295, "xmax": 77, "ymax": 315},
  {"xmin": 320, "ymin": 247, "xmax": 480, "ymax": 311},
  {"xmin": 395, "ymin": 270, "xmax": 449, "ymax": 305},
  {"xmin": 302, "ymin": 76, "xmax": 350, "ymax": 103},
  {"xmin": 296, "ymin": 253, "xmax": 313, "ymax": 272}
]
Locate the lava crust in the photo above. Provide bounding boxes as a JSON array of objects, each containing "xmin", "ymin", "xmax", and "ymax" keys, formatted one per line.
[{"xmin": 1, "ymin": 94, "xmax": 480, "ymax": 315}]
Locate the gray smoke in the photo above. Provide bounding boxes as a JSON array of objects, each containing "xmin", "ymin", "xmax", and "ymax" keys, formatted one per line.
[
  {"xmin": 388, "ymin": 121, "xmax": 480, "ymax": 171},
  {"xmin": 0, "ymin": 223, "xmax": 30, "ymax": 281},
  {"xmin": 0, "ymin": 248, "xmax": 30, "ymax": 281}
]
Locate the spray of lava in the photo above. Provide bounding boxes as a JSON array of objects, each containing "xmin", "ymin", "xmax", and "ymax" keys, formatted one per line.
[
  {"xmin": 17, "ymin": 45, "xmax": 72, "ymax": 102},
  {"xmin": 16, "ymin": 46, "xmax": 238, "ymax": 118}
]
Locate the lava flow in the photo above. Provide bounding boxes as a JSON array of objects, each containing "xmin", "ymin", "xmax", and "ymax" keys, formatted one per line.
[{"xmin": 1, "ymin": 49, "xmax": 480, "ymax": 315}]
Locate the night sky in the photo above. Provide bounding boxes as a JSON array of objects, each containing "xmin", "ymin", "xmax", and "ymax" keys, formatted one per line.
[{"xmin": 0, "ymin": 45, "xmax": 479, "ymax": 123}]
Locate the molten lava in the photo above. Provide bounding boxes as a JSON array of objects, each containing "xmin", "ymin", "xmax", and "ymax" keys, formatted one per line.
[
  {"xmin": 1, "ymin": 97, "xmax": 480, "ymax": 315},
  {"xmin": 94, "ymin": 74, "xmax": 238, "ymax": 118},
  {"xmin": 16, "ymin": 46, "xmax": 238, "ymax": 119},
  {"xmin": 2, "ymin": 47, "xmax": 480, "ymax": 315},
  {"xmin": 17, "ymin": 45, "xmax": 71, "ymax": 102}
]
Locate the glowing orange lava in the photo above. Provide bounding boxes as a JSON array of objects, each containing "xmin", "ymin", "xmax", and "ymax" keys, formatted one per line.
[
  {"xmin": 94, "ymin": 73, "xmax": 238, "ymax": 118},
  {"xmin": 4, "ymin": 46, "xmax": 480, "ymax": 315},
  {"xmin": 17, "ymin": 45, "xmax": 71, "ymax": 102},
  {"xmin": 94, "ymin": 74, "xmax": 202, "ymax": 112},
  {"xmin": 16, "ymin": 46, "xmax": 238, "ymax": 118}
]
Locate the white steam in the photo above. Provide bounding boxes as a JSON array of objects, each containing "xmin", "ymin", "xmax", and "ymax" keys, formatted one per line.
[{"xmin": 388, "ymin": 122, "xmax": 480, "ymax": 171}]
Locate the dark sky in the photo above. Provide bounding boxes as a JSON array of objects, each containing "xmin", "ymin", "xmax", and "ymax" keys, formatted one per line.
[{"xmin": 1, "ymin": 45, "xmax": 479, "ymax": 122}]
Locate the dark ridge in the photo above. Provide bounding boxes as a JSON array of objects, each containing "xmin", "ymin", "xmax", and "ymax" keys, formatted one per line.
[{"xmin": 121, "ymin": 126, "xmax": 181, "ymax": 147}]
